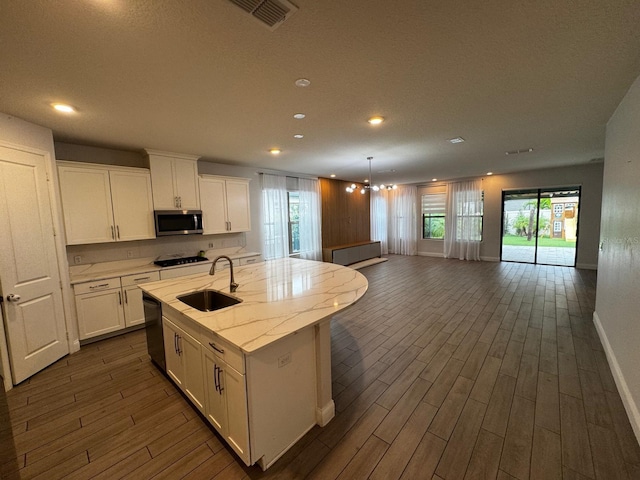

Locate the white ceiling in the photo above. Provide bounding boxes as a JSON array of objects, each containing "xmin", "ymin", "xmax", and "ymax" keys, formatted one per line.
[{"xmin": 1, "ymin": 1, "xmax": 639, "ymax": 184}]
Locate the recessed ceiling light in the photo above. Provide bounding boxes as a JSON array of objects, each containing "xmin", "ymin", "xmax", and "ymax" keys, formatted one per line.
[
  {"xmin": 448, "ymin": 137, "xmax": 465, "ymax": 144},
  {"xmin": 294, "ymin": 78, "xmax": 310, "ymax": 87},
  {"xmin": 52, "ymin": 103, "xmax": 75, "ymax": 113},
  {"xmin": 487, "ymin": 172, "xmax": 493, "ymax": 176},
  {"xmin": 330, "ymin": 174, "xmax": 336, "ymax": 178},
  {"xmin": 293, "ymin": 113, "xmax": 306, "ymax": 119},
  {"xmin": 269, "ymin": 148, "xmax": 281, "ymax": 155},
  {"xmin": 432, "ymin": 178, "xmax": 437, "ymax": 182},
  {"xmin": 293, "ymin": 134, "xmax": 304, "ymax": 139},
  {"xmin": 367, "ymin": 116, "xmax": 384, "ymax": 125}
]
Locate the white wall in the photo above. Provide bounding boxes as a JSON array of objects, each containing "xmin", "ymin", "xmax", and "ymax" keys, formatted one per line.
[
  {"xmin": 417, "ymin": 163, "xmax": 604, "ymax": 268},
  {"xmin": 594, "ymin": 74, "xmax": 640, "ymax": 441}
]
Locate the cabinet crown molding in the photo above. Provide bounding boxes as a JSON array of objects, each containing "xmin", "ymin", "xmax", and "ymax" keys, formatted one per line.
[
  {"xmin": 143, "ymin": 149, "xmax": 200, "ymax": 161},
  {"xmin": 199, "ymin": 174, "xmax": 251, "ymax": 183},
  {"xmin": 56, "ymin": 160, "xmax": 150, "ymax": 173}
]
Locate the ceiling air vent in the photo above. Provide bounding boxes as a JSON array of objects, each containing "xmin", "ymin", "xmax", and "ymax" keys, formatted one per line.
[{"xmin": 228, "ymin": 0, "xmax": 298, "ymax": 31}]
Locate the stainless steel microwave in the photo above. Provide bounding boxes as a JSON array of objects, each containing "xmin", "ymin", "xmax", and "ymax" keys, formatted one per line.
[{"xmin": 154, "ymin": 210, "xmax": 203, "ymax": 236}]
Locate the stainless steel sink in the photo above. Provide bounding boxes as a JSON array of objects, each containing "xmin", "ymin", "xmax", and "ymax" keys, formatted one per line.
[{"xmin": 177, "ymin": 289, "xmax": 242, "ymax": 312}]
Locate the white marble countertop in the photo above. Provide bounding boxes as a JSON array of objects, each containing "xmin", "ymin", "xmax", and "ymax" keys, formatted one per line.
[
  {"xmin": 69, "ymin": 251, "xmax": 261, "ymax": 284},
  {"xmin": 139, "ymin": 258, "xmax": 369, "ymax": 353}
]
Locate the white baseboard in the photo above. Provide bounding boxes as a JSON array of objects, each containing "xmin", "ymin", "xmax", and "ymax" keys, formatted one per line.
[
  {"xmin": 417, "ymin": 251, "xmax": 444, "ymax": 258},
  {"xmin": 576, "ymin": 262, "xmax": 598, "ymax": 270},
  {"xmin": 481, "ymin": 256, "xmax": 500, "ymax": 262},
  {"xmin": 593, "ymin": 311, "xmax": 640, "ymax": 444},
  {"xmin": 316, "ymin": 400, "xmax": 335, "ymax": 427}
]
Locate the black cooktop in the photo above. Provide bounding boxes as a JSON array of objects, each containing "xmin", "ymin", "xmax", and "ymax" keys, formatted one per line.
[{"xmin": 154, "ymin": 256, "xmax": 209, "ymax": 268}]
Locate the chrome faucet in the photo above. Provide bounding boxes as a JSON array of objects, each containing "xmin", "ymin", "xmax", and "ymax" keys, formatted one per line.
[{"xmin": 210, "ymin": 255, "xmax": 238, "ymax": 292}]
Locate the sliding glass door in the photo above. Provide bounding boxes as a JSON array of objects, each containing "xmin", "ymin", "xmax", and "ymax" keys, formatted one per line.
[{"xmin": 501, "ymin": 187, "xmax": 580, "ymax": 266}]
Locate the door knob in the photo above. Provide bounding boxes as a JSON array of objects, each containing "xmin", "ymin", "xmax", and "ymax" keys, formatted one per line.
[{"xmin": 7, "ymin": 294, "xmax": 21, "ymax": 302}]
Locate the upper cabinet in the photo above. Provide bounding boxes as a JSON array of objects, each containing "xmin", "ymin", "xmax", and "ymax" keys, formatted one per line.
[
  {"xmin": 145, "ymin": 150, "xmax": 200, "ymax": 210},
  {"xmin": 57, "ymin": 162, "xmax": 155, "ymax": 245},
  {"xmin": 199, "ymin": 175, "xmax": 251, "ymax": 234}
]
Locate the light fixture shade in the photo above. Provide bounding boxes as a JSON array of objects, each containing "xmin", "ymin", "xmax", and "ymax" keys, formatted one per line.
[{"xmin": 360, "ymin": 188, "xmax": 366, "ymax": 194}]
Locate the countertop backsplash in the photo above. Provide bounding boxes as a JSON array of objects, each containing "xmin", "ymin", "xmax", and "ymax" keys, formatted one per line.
[{"xmin": 66, "ymin": 232, "xmax": 247, "ymax": 266}]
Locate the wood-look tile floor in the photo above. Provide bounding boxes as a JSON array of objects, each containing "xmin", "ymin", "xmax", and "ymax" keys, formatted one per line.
[{"xmin": 4, "ymin": 255, "xmax": 640, "ymax": 479}]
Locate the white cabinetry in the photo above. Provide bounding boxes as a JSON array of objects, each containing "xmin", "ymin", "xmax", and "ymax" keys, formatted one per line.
[
  {"xmin": 74, "ymin": 279, "xmax": 124, "ymax": 340},
  {"xmin": 74, "ymin": 272, "xmax": 160, "ymax": 341},
  {"xmin": 145, "ymin": 150, "xmax": 200, "ymax": 210},
  {"xmin": 121, "ymin": 272, "xmax": 161, "ymax": 327},
  {"xmin": 163, "ymin": 316, "xmax": 206, "ymax": 413},
  {"xmin": 203, "ymin": 334, "xmax": 250, "ymax": 463},
  {"xmin": 199, "ymin": 175, "xmax": 251, "ymax": 234},
  {"xmin": 57, "ymin": 162, "xmax": 155, "ymax": 245}
]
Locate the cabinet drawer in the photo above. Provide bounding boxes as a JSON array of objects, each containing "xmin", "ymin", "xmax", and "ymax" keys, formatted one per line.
[
  {"xmin": 203, "ymin": 331, "xmax": 244, "ymax": 374},
  {"xmin": 74, "ymin": 278, "xmax": 121, "ymax": 295},
  {"xmin": 159, "ymin": 263, "xmax": 211, "ymax": 280},
  {"xmin": 239, "ymin": 255, "xmax": 261, "ymax": 266},
  {"xmin": 121, "ymin": 271, "xmax": 160, "ymax": 287}
]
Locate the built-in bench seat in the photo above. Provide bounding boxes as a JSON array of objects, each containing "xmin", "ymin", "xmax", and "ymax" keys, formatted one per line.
[{"xmin": 322, "ymin": 241, "xmax": 382, "ymax": 266}]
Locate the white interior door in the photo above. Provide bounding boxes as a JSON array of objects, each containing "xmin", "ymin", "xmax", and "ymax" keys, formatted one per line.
[{"xmin": 0, "ymin": 145, "xmax": 69, "ymax": 384}]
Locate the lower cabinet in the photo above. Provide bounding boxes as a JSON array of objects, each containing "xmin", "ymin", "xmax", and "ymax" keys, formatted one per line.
[
  {"xmin": 162, "ymin": 317, "xmax": 205, "ymax": 412},
  {"xmin": 160, "ymin": 309, "xmax": 316, "ymax": 470},
  {"xmin": 74, "ymin": 279, "xmax": 125, "ymax": 340},
  {"xmin": 74, "ymin": 272, "xmax": 160, "ymax": 341},
  {"xmin": 203, "ymin": 349, "xmax": 250, "ymax": 464}
]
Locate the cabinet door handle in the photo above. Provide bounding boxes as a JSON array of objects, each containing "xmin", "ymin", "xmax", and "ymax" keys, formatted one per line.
[
  {"xmin": 177, "ymin": 335, "xmax": 182, "ymax": 356},
  {"xmin": 133, "ymin": 276, "xmax": 151, "ymax": 282},
  {"xmin": 213, "ymin": 364, "xmax": 219, "ymax": 392},
  {"xmin": 89, "ymin": 283, "xmax": 109, "ymax": 290},
  {"xmin": 209, "ymin": 342, "xmax": 224, "ymax": 354},
  {"xmin": 116, "ymin": 225, "xmax": 120, "ymax": 239},
  {"xmin": 174, "ymin": 333, "xmax": 178, "ymax": 354},
  {"xmin": 217, "ymin": 365, "xmax": 224, "ymax": 394},
  {"xmin": 124, "ymin": 290, "xmax": 128, "ymax": 304},
  {"xmin": 111, "ymin": 225, "xmax": 115, "ymax": 240},
  {"xmin": 118, "ymin": 291, "xmax": 122, "ymax": 305}
]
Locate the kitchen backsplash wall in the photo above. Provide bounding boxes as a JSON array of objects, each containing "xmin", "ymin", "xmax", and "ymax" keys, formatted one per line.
[{"xmin": 66, "ymin": 232, "xmax": 247, "ymax": 266}]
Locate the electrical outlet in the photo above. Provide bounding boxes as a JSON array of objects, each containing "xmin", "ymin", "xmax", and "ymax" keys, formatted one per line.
[
  {"xmin": 208, "ymin": 243, "xmax": 214, "ymax": 248},
  {"xmin": 127, "ymin": 250, "xmax": 134, "ymax": 258},
  {"xmin": 278, "ymin": 352, "xmax": 291, "ymax": 368},
  {"xmin": 74, "ymin": 255, "xmax": 82, "ymax": 265}
]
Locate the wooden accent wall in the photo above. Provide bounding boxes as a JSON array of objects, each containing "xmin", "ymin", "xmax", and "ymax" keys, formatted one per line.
[{"xmin": 320, "ymin": 178, "xmax": 370, "ymax": 248}]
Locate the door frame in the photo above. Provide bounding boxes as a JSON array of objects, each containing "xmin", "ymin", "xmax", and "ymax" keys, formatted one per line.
[
  {"xmin": 0, "ymin": 139, "xmax": 79, "ymax": 391},
  {"xmin": 499, "ymin": 185, "xmax": 582, "ymax": 267}
]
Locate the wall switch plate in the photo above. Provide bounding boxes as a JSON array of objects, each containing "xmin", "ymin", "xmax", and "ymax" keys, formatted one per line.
[
  {"xmin": 278, "ymin": 352, "xmax": 291, "ymax": 368},
  {"xmin": 208, "ymin": 243, "xmax": 214, "ymax": 248},
  {"xmin": 127, "ymin": 251, "xmax": 134, "ymax": 258},
  {"xmin": 74, "ymin": 255, "xmax": 82, "ymax": 265}
]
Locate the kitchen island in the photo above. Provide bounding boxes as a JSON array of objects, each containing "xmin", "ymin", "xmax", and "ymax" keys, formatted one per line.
[{"xmin": 139, "ymin": 257, "xmax": 368, "ymax": 470}]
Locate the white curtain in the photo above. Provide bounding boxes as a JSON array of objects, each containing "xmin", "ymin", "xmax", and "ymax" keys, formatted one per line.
[
  {"xmin": 370, "ymin": 186, "xmax": 417, "ymax": 256},
  {"xmin": 298, "ymin": 177, "xmax": 322, "ymax": 261},
  {"xmin": 444, "ymin": 179, "xmax": 482, "ymax": 261},
  {"xmin": 261, "ymin": 173, "xmax": 289, "ymax": 260},
  {"xmin": 370, "ymin": 189, "xmax": 388, "ymax": 254}
]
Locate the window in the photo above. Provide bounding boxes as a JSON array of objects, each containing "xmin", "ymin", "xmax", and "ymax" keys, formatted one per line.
[
  {"xmin": 554, "ymin": 220, "xmax": 562, "ymax": 233},
  {"xmin": 457, "ymin": 192, "xmax": 484, "ymax": 241},
  {"xmin": 422, "ymin": 193, "xmax": 446, "ymax": 239},
  {"xmin": 554, "ymin": 204, "xmax": 563, "ymax": 217},
  {"xmin": 288, "ymin": 191, "xmax": 300, "ymax": 254}
]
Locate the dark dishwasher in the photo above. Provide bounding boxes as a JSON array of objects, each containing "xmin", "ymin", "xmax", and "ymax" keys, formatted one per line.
[{"xmin": 143, "ymin": 293, "xmax": 165, "ymax": 371}]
